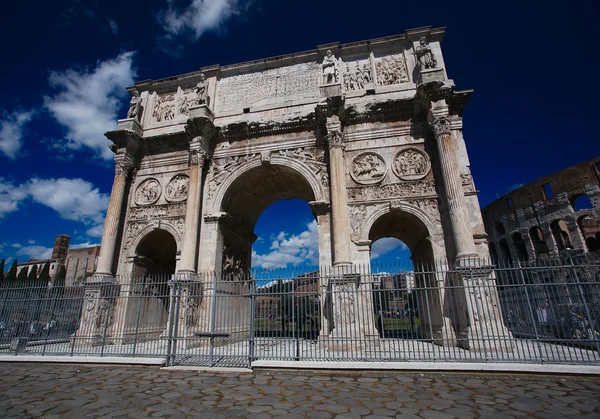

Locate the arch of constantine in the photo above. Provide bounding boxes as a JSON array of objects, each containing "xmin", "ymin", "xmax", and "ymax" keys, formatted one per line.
[{"xmin": 85, "ymin": 26, "xmax": 511, "ymax": 354}]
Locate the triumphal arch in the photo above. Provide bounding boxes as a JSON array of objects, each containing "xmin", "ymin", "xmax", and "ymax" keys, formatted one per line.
[{"xmin": 85, "ymin": 26, "xmax": 511, "ymax": 352}]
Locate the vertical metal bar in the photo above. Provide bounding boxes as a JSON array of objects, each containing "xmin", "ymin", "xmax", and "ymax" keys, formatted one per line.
[
  {"xmin": 171, "ymin": 280, "xmax": 182, "ymax": 366},
  {"xmin": 518, "ymin": 262, "xmax": 544, "ymax": 364},
  {"xmin": 132, "ymin": 281, "xmax": 143, "ymax": 358},
  {"xmin": 209, "ymin": 272, "xmax": 218, "ymax": 367},
  {"xmin": 569, "ymin": 255, "xmax": 600, "ymax": 356},
  {"xmin": 249, "ymin": 278, "xmax": 255, "ymax": 369}
]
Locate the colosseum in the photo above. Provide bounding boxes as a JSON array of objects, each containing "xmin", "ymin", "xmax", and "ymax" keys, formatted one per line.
[{"xmin": 482, "ymin": 157, "xmax": 600, "ymax": 263}]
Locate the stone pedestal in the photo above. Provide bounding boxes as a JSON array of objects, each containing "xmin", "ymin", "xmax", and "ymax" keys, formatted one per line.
[
  {"xmin": 320, "ymin": 83, "xmax": 342, "ymax": 99},
  {"xmin": 166, "ymin": 276, "xmax": 206, "ymax": 349},
  {"xmin": 75, "ymin": 284, "xmax": 118, "ymax": 347},
  {"xmin": 455, "ymin": 261, "xmax": 513, "ymax": 353}
]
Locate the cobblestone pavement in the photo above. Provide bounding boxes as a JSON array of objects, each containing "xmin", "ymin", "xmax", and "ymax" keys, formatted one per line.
[{"xmin": 1, "ymin": 363, "xmax": 600, "ymax": 418}]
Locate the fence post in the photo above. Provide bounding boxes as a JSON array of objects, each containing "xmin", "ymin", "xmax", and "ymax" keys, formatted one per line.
[
  {"xmin": 165, "ymin": 278, "xmax": 175, "ymax": 366},
  {"xmin": 132, "ymin": 279, "xmax": 144, "ymax": 358},
  {"xmin": 171, "ymin": 280, "xmax": 182, "ymax": 366},
  {"xmin": 518, "ymin": 262, "xmax": 544, "ymax": 364},
  {"xmin": 248, "ymin": 278, "xmax": 255, "ymax": 369},
  {"xmin": 209, "ymin": 272, "xmax": 218, "ymax": 367},
  {"xmin": 569, "ymin": 255, "xmax": 600, "ymax": 355}
]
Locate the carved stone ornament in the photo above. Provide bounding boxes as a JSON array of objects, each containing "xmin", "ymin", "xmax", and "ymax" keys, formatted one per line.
[
  {"xmin": 349, "ymin": 203, "xmax": 387, "ymax": 242},
  {"xmin": 342, "ymin": 59, "xmax": 372, "ymax": 91},
  {"xmin": 165, "ymin": 175, "xmax": 189, "ymax": 202},
  {"xmin": 195, "ymin": 73, "xmax": 210, "ymax": 107},
  {"xmin": 190, "ymin": 148, "xmax": 209, "ymax": 166},
  {"xmin": 351, "ymin": 152, "xmax": 386, "ymax": 185},
  {"xmin": 278, "ymin": 147, "xmax": 329, "ymax": 188},
  {"xmin": 392, "ymin": 147, "xmax": 431, "ymax": 181},
  {"xmin": 327, "ymin": 131, "xmax": 344, "ymax": 149},
  {"xmin": 152, "ymin": 94, "xmax": 176, "ymax": 122},
  {"xmin": 431, "ymin": 117, "xmax": 451, "ymax": 137},
  {"xmin": 322, "ymin": 50, "xmax": 339, "ymax": 84},
  {"xmin": 216, "ymin": 62, "xmax": 320, "ymax": 113},
  {"xmin": 416, "ymin": 36, "xmax": 438, "ymax": 71},
  {"xmin": 348, "ymin": 179, "xmax": 436, "ymax": 202},
  {"xmin": 128, "ymin": 202, "xmax": 186, "ymax": 221},
  {"xmin": 123, "ymin": 222, "xmax": 146, "ymax": 251},
  {"xmin": 127, "ymin": 91, "xmax": 142, "ymax": 120},
  {"xmin": 206, "ymin": 153, "xmax": 260, "ymax": 202},
  {"xmin": 222, "ymin": 246, "xmax": 246, "ymax": 281},
  {"xmin": 178, "ymin": 88, "xmax": 195, "ymax": 115},
  {"xmin": 135, "ymin": 178, "xmax": 161, "ymax": 205},
  {"xmin": 376, "ymin": 54, "xmax": 409, "ymax": 86},
  {"xmin": 461, "ymin": 174, "xmax": 476, "ymax": 193}
]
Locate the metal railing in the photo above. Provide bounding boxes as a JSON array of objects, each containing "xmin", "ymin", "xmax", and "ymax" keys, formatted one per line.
[{"xmin": 0, "ymin": 255, "xmax": 599, "ymax": 367}]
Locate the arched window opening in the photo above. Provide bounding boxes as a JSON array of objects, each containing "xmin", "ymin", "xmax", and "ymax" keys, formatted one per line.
[
  {"xmin": 511, "ymin": 232, "xmax": 529, "ymax": 261},
  {"xmin": 550, "ymin": 220, "xmax": 572, "ymax": 251},
  {"xmin": 572, "ymin": 194, "xmax": 593, "ymax": 211},
  {"xmin": 529, "ymin": 226, "xmax": 549, "ymax": 255},
  {"xmin": 489, "ymin": 243, "xmax": 498, "ymax": 264},
  {"xmin": 499, "ymin": 239, "xmax": 512, "ymax": 263},
  {"xmin": 495, "ymin": 221, "xmax": 506, "ymax": 236}
]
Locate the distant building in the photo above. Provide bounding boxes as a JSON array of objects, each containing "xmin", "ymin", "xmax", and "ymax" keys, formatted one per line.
[
  {"xmin": 15, "ymin": 234, "xmax": 100, "ymax": 285},
  {"xmin": 482, "ymin": 157, "xmax": 600, "ymax": 262}
]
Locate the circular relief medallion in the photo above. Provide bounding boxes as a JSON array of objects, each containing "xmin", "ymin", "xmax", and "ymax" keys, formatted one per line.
[
  {"xmin": 134, "ymin": 178, "xmax": 161, "ymax": 205},
  {"xmin": 392, "ymin": 147, "xmax": 431, "ymax": 181},
  {"xmin": 165, "ymin": 174, "xmax": 189, "ymax": 202},
  {"xmin": 350, "ymin": 152, "xmax": 387, "ymax": 185}
]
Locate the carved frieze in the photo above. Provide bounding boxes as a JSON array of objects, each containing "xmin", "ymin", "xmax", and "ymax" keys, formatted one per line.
[
  {"xmin": 123, "ymin": 221, "xmax": 146, "ymax": 251},
  {"xmin": 152, "ymin": 94, "xmax": 176, "ymax": 122},
  {"xmin": 206, "ymin": 153, "xmax": 260, "ymax": 202},
  {"xmin": 135, "ymin": 178, "xmax": 161, "ymax": 205},
  {"xmin": 461, "ymin": 174, "xmax": 476, "ymax": 193},
  {"xmin": 350, "ymin": 152, "xmax": 386, "ymax": 185},
  {"xmin": 406, "ymin": 198, "xmax": 441, "ymax": 223},
  {"xmin": 349, "ymin": 203, "xmax": 388, "ymax": 242},
  {"xmin": 342, "ymin": 58, "xmax": 373, "ymax": 91},
  {"xmin": 375, "ymin": 54, "xmax": 409, "ymax": 86},
  {"xmin": 348, "ymin": 179, "xmax": 436, "ymax": 202},
  {"xmin": 165, "ymin": 175, "xmax": 189, "ymax": 202},
  {"xmin": 216, "ymin": 62, "xmax": 321, "ymax": 113},
  {"xmin": 173, "ymin": 217, "xmax": 186, "ymax": 238},
  {"xmin": 392, "ymin": 147, "xmax": 431, "ymax": 181},
  {"xmin": 222, "ymin": 246, "xmax": 246, "ymax": 281},
  {"xmin": 178, "ymin": 88, "xmax": 195, "ymax": 115},
  {"xmin": 278, "ymin": 147, "xmax": 329, "ymax": 188},
  {"xmin": 128, "ymin": 202, "xmax": 186, "ymax": 221}
]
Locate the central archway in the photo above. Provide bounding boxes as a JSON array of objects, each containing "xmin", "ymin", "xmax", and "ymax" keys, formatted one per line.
[
  {"xmin": 208, "ymin": 157, "xmax": 327, "ymax": 277},
  {"xmin": 366, "ymin": 208, "xmax": 444, "ymax": 342}
]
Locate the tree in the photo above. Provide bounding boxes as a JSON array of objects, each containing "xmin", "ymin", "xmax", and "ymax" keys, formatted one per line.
[
  {"xmin": 6, "ymin": 260, "xmax": 17, "ymax": 282},
  {"xmin": 0, "ymin": 258, "xmax": 5, "ymax": 283},
  {"xmin": 38, "ymin": 261, "xmax": 51, "ymax": 285},
  {"xmin": 27, "ymin": 264, "xmax": 38, "ymax": 282},
  {"xmin": 17, "ymin": 266, "xmax": 28, "ymax": 282},
  {"xmin": 54, "ymin": 264, "xmax": 66, "ymax": 287}
]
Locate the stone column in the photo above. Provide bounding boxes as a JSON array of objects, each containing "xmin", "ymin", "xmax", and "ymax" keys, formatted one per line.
[
  {"xmin": 177, "ymin": 144, "xmax": 209, "ymax": 276},
  {"xmin": 542, "ymin": 224, "xmax": 559, "ymax": 256},
  {"xmin": 326, "ymin": 115, "xmax": 352, "ymax": 266},
  {"xmin": 92, "ymin": 152, "xmax": 134, "ymax": 280},
  {"xmin": 585, "ymin": 184, "xmax": 600, "ymax": 219},
  {"xmin": 430, "ymin": 117, "xmax": 477, "ymax": 260},
  {"xmin": 521, "ymin": 231, "xmax": 536, "ymax": 261}
]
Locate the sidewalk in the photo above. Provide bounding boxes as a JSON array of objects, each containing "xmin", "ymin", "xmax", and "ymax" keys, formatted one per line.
[{"xmin": 0, "ymin": 363, "xmax": 599, "ymax": 418}]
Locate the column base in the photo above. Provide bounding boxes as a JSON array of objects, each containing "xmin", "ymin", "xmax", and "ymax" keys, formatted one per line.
[
  {"xmin": 86, "ymin": 272, "xmax": 116, "ymax": 284},
  {"xmin": 174, "ymin": 270, "xmax": 197, "ymax": 281}
]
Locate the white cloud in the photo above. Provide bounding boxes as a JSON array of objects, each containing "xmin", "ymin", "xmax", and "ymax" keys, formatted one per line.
[
  {"xmin": 15, "ymin": 245, "xmax": 53, "ymax": 261},
  {"xmin": 0, "ymin": 177, "xmax": 108, "ymax": 239},
  {"xmin": 70, "ymin": 241, "xmax": 100, "ymax": 249},
  {"xmin": 0, "ymin": 179, "xmax": 28, "ymax": 219},
  {"xmin": 160, "ymin": 0, "xmax": 249, "ymax": 39},
  {"xmin": 44, "ymin": 52, "xmax": 136, "ymax": 160},
  {"xmin": 371, "ymin": 238, "xmax": 408, "ymax": 259},
  {"xmin": 107, "ymin": 17, "xmax": 118, "ymax": 35},
  {"xmin": 27, "ymin": 178, "xmax": 109, "ymax": 226},
  {"xmin": 252, "ymin": 220, "xmax": 319, "ymax": 269},
  {"xmin": 0, "ymin": 110, "xmax": 34, "ymax": 159}
]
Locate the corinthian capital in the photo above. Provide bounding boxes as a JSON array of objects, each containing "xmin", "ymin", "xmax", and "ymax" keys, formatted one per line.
[
  {"xmin": 190, "ymin": 148, "xmax": 209, "ymax": 166},
  {"xmin": 430, "ymin": 117, "xmax": 452, "ymax": 138},
  {"xmin": 327, "ymin": 131, "xmax": 344, "ymax": 149},
  {"xmin": 114, "ymin": 153, "xmax": 135, "ymax": 178}
]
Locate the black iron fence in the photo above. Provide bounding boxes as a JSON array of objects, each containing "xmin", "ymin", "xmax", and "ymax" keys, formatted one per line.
[{"xmin": 0, "ymin": 256, "xmax": 599, "ymax": 367}]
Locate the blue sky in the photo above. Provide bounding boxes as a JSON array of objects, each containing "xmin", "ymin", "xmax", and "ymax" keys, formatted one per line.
[{"xmin": 0, "ymin": 0, "xmax": 598, "ymax": 268}]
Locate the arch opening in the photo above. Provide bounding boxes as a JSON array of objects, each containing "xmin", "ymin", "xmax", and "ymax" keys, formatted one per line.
[
  {"xmin": 530, "ymin": 226, "xmax": 549, "ymax": 255},
  {"xmin": 511, "ymin": 232, "xmax": 529, "ymax": 261},
  {"xmin": 218, "ymin": 164, "xmax": 318, "ymax": 278},
  {"xmin": 550, "ymin": 220, "xmax": 572, "ymax": 251},
  {"xmin": 367, "ymin": 210, "xmax": 440, "ymax": 340},
  {"xmin": 130, "ymin": 229, "xmax": 176, "ymax": 338},
  {"xmin": 572, "ymin": 194, "xmax": 593, "ymax": 211}
]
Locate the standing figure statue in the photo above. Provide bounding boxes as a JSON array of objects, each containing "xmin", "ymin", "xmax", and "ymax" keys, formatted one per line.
[
  {"xmin": 362, "ymin": 62, "xmax": 372, "ymax": 84},
  {"xmin": 416, "ymin": 36, "xmax": 437, "ymax": 70},
  {"xmin": 127, "ymin": 91, "xmax": 141, "ymax": 120},
  {"xmin": 195, "ymin": 73, "xmax": 210, "ymax": 106},
  {"xmin": 321, "ymin": 50, "xmax": 339, "ymax": 84}
]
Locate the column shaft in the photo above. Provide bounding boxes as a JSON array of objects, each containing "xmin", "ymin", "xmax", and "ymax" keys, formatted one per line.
[
  {"xmin": 326, "ymin": 118, "xmax": 352, "ymax": 265},
  {"xmin": 432, "ymin": 118, "xmax": 476, "ymax": 259},
  {"xmin": 178, "ymin": 148, "xmax": 207, "ymax": 274},
  {"xmin": 95, "ymin": 155, "xmax": 132, "ymax": 276}
]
